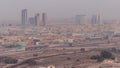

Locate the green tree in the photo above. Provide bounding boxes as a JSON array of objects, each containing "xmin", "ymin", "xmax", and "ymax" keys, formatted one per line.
[{"xmin": 101, "ymin": 51, "xmax": 113, "ymax": 59}]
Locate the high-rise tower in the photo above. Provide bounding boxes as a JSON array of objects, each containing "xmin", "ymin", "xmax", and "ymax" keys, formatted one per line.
[
  {"xmin": 29, "ymin": 17, "xmax": 35, "ymax": 25},
  {"xmin": 42, "ymin": 13, "xmax": 48, "ymax": 26},
  {"xmin": 35, "ymin": 13, "xmax": 40, "ymax": 27},
  {"xmin": 21, "ymin": 9, "xmax": 27, "ymax": 25}
]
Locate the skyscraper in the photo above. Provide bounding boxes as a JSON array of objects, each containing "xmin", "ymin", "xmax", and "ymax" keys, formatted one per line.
[
  {"xmin": 75, "ymin": 15, "xmax": 86, "ymax": 24},
  {"xmin": 29, "ymin": 17, "xmax": 35, "ymax": 25},
  {"xmin": 42, "ymin": 13, "xmax": 48, "ymax": 26},
  {"xmin": 35, "ymin": 13, "xmax": 40, "ymax": 27},
  {"xmin": 21, "ymin": 9, "xmax": 27, "ymax": 25},
  {"xmin": 91, "ymin": 15, "xmax": 101, "ymax": 24}
]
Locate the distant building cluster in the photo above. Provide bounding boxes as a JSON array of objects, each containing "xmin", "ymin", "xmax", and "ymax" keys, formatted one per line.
[
  {"xmin": 21, "ymin": 9, "xmax": 48, "ymax": 27},
  {"xmin": 75, "ymin": 15, "xmax": 86, "ymax": 24},
  {"xmin": 21, "ymin": 9, "xmax": 119, "ymax": 26},
  {"xmin": 75, "ymin": 14, "xmax": 101, "ymax": 25},
  {"xmin": 21, "ymin": 9, "xmax": 102, "ymax": 26},
  {"xmin": 91, "ymin": 15, "xmax": 101, "ymax": 24}
]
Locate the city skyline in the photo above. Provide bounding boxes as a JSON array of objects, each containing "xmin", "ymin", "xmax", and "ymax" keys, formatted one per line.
[{"xmin": 0, "ymin": 0, "xmax": 120, "ymax": 23}]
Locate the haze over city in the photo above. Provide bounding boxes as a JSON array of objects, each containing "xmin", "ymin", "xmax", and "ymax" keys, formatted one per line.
[
  {"xmin": 1, "ymin": 0, "xmax": 120, "ymax": 68},
  {"xmin": 0, "ymin": 0, "xmax": 120, "ymax": 23}
]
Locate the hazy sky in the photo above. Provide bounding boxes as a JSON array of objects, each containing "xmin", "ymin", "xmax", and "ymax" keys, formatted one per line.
[{"xmin": 0, "ymin": 0, "xmax": 120, "ymax": 22}]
